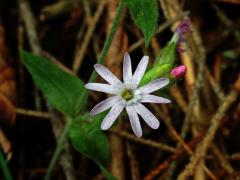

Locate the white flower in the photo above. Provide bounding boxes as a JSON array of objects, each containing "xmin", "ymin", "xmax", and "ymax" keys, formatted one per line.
[{"xmin": 85, "ymin": 52, "xmax": 171, "ymax": 137}]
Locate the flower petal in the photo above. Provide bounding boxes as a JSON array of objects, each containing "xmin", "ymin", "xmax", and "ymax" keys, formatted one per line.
[
  {"xmin": 94, "ymin": 64, "xmax": 122, "ymax": 86},
  {"xmin": 123, "ymin": 52, "xmax": 132, "ymax": 88},
  {"xmin": 126, "ymin": 105, "xmax": 142, "ymax": 137},
  {"xmin": 85, "ymin": 83, "xmax": 117, "ymax": 94},
  {"xmin": 140, "ymin": 94, "xmax": 171, "ymax": 104},
  {"xmin": 131, "ymin": 56, "xmax": 149, "ymax": 89},
  {"xmin": 101, "ymin": 100, "xmax": 126, "ymax": 130},
  {"xmin": 135, "ymin": 103, "xmax": 160, "ymax": 129},
  {"xmin": 137, "ymin": 78, "xmax": 169, "ymax": 94},
  {"xmin": 90, "ymin": 96, "xmax": 121, "ymax": 116}
]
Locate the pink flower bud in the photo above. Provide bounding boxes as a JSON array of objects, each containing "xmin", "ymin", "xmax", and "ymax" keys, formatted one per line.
[{"xmin": 171, "ymin": 65, "xmax": 187, "ymax": 79}]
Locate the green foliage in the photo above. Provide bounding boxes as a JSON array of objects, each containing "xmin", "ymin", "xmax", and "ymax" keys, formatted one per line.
[
  {"xmin": 126, "ymin": 0, "xmax": 158, "ymax": 45},
  {"xmin": 99, "ymin": 164, "xmax": 117, "ymax": 180},
  {"xmin": 140, "ymin": 64, "xmax": 172, "ymax": 86},
  {"xmin": 140, "ymin": 42, "xmax": 176, "ymax": 86},
  {"xmin": 0, "ymin": 149, "xmax": 13, "ymax": 180},
  {"xmin": 70, "ymin": 113, "xmax": 116, "ymax": 180},
  {"xmin": 155, "ymin": 42, "xmax": 176, "ymax": 66},
  {"xmin": 22, "ymin": 50, "xmax": 85, "ymax": 118}
]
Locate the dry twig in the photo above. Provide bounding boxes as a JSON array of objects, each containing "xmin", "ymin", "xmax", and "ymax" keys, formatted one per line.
[
  {"xmin": 178, "ymin": 76, "xmax": 240, "ymax": 179},
  {"xmin": 72, "ymin": 0, "xmax": 106, "ymax": 73}
]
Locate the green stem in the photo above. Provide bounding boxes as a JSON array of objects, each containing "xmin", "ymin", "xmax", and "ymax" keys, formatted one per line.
[
  {"xmin": 89, "ymin": 0, "xmax": 125, "ymax": 82},
  {"xmin": 44, "ymin": 1, "xmax": 125, "ymax": 180},
  {"xmin": 45, "ymin": 119, "xmax": 72, "ymax": 180},
  {"xmin": 0, "ymin": 149, "xmax": 13, "ymax": 180}
]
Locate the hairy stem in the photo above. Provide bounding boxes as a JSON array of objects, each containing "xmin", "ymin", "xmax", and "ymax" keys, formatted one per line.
[
  {"xmin": 89, "ymin": 0, "xmax": 125, "ymax": 82},
  {"xmin": 0, "ymin": 149, "xmax": 13, "ymax": 180},
  {"xmin": 45, "ymin": 119, "xmax": 72, "ymax": 180}
]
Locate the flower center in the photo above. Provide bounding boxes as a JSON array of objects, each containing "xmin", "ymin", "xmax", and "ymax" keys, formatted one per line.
[{"xmin": 121, "ymin": 89, "xmax": 133, "ymax": 101}]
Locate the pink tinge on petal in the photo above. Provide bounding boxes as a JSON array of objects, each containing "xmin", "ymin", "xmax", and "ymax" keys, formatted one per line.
[{"xmin": 171, "ymin": 65, "xmax": 187, "ymax": 79}]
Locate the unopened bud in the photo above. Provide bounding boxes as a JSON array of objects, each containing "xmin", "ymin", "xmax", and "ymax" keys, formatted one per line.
[
  {"xmin": 171, "ymin": 20, "xmax": 192, "ymax": 53},
  {"xmin": 171, "ymin": 65, "xmax": 187, "ymax": 78}
]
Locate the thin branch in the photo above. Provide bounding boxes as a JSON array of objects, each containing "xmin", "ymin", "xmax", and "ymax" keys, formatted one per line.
[
  {"xmin": 110, "ymin": 129, "xmax": 176, "ymax": 153},
  {"xmin": 72, "ymin": 0, "xmax": 107, "ymax": 73},
  {"xmin": 126, "ymin": 142, "xmax": 141, "ymax": 180},
  {"xmin": 178, "ymin": 76, "xmax": 239, "ymax": 179},
  {"xmin": 16, "ymin": 108, "xmax": 50, "ymax": 119}
]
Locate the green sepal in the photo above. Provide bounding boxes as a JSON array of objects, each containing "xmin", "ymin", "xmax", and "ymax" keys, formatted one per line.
[
  {"xmin": 139, "ymin": 41, "xmax": 177, "ymax": 86},
  {"xmin": 140, "ymin": 63, "xmax": 172, "ymax": 86},
  {"xmin": 155, "ymin": 42, "xmax": 176, "ymax": 66}
]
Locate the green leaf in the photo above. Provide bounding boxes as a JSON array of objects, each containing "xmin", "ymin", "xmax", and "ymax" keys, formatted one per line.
[
  {"xmin": 98, "ymin": 163, "xmax": 116, "ymax": 180},
  {"xmin": 70, "ymin": 113, "xmax": 116, "ymax": 180},
  {"xmin": 22, "ymin": 50, "xmax": 85, "ymax": 118},
  {"xmin": 127, "ymin": 0, "xmax": 158, "ymax": 45}
]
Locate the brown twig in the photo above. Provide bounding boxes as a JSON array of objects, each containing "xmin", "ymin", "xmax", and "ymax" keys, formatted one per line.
[
  {"xmin": 127, "ymin": 11, "xmax": 189, "ymax": 53},
  {"xmin": 39, "ymin": 0, "xmax": 79, "ymax": 21},
  {"xmin": 228, "ymin": 153, "xmax": 240, "ymax": 161},
  {"xmin": 170, "ymin": 85, "xmax": 188, "ymax": 113},
  {"xmin": 211, "ymin": 144, "xmax": 234, "ymax": 174},
  {"xmin": 41, "ymin": 51, "xmax": 75, "ymax": 75},
  {"xmin": 72, "ymin": 0, "xmax": 106, "ymax": 73},
  {"xmin": 126, "ymin": 142, "xmax": 141, "ymax": 180},
  {"xmin": 16, "ymin": 108, "xmax": 50, "ymax": 119},
  {"xmin": 213, "ymin": 0, "xmax": 240, "ymax": 4},
  {"xmin": 149, "ymin": 105, "xmax": 217, "ymax": 179},
  {"xmin": 143, "ymin": 136, "xmax": 201, "ymax": 180},
  {"xmin": 205, "ymin": 68, "xmax": 225, "ymax": 102},
  {"xmin": 212, "ymin": 3, "xmax": 240, "ymax": 43},
  {"xmin": 19, "ymin": 0, "xmax": 41, "ymax": 54},
  {"xmin": 111, "ymin": 129, "xmax": 176, "ymax": 152},
  {"xmin": 177, "ymin": 76, "xmax": 239, "ymax": 179}
]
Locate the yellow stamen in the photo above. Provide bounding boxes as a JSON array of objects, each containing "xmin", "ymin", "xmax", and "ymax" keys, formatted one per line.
[{"xmin": 121, "ymin": 89, "xmax": 133, "ymax": 101}]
